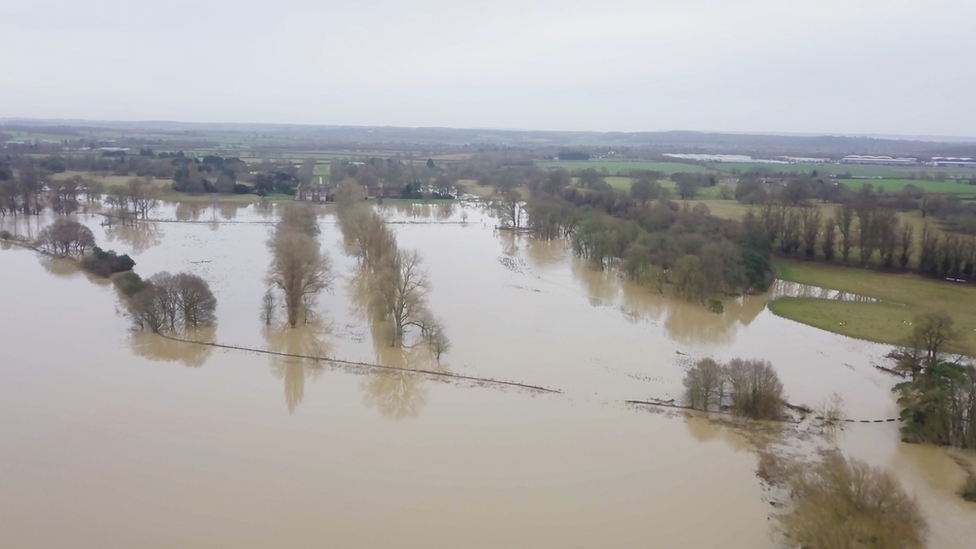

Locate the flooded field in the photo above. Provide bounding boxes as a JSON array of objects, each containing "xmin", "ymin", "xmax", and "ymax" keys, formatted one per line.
[{"xmin": 2, "ymin": 201, "xmax": 974, "ymax": 548}]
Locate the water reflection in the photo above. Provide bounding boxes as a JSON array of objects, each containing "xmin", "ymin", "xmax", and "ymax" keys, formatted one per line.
[
  {"xmin": 104, "ymin": 220, "xmax": 163, "ymax": 253},
  {"xmin": 362, "ymin": 343, "xmax": 446, "ymax": 421},
  {"xmin": 682, "ymin": 414, "xmax": 756, "ymax": 453},
  {"xmin": 770, "ymin": 280, "xmax": 875, "ymax": 303},
  {"xmin": 175, "ymin": 201, "xmax": 204, "ymax": 222},
  {"xmin": 348, "ymin": 266, "xmax": 448, "ymax": 421},
  {"xmin": 565, "ymin": 254, "xmax": 767, "ymax": 346},
  {"xmin": 262, "ymin": 321, "xmax": 332, "ymax": 414},
  {"xmin": 128, "ymin": 326, "xmax": 216, "ymax": 368}
]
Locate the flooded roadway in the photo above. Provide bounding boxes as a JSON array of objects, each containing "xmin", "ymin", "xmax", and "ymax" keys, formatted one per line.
[{"xmin": 1, "ymin": 201, "xmax": 974, "ymax": 548}]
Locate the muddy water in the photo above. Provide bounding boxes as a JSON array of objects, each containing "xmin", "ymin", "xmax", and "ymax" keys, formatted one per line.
[{"xmin": 1, "ymin": 201, "xmax": 973, "ymax": 548}]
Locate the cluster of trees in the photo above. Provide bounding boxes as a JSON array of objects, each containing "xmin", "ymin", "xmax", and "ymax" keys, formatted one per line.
[
  {"xmin": 329, "ymin": 157, "xmax": 457, "ymax": 200},
  {"xmin": 36, "ymin": 219, "xmax": 95, "ymax": 257},
  {"xmin": 888, "ymin": 312, "xmax": 976, "ymax": 449},
  {"xmin": 130, "ymin": 272, "xmax": 218, "ymax": 334},
  {"xmin": 682, "ymin": 357, "xmax": 785, "ymax": 420},
  {"xmin": 264, "ymin": 204, "xmax": 333, "ymax": 327},
  {"xmin": 524, "ymin": 170, "xmax": 774, "ymax": 302},
  {"xmin": 335, "ymin": 182, "xmax": 450, "ymax": 357},
  {"xmin": 103, "ymin": 178, "xmax": 160, "ymax": 224}
]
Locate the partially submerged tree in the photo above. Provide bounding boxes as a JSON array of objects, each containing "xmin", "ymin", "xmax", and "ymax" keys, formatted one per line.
[
  {"xmin": 268, "ymin": 230, "xmax": 332, "ymax": 327},
  {"xmin": 36, "ymin": 219, "xmax": 95, "ymax": 257}
]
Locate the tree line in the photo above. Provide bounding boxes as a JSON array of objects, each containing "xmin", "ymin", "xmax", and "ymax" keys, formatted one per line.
[{"xmin": 334, "ymin": 181, "xmax": 450, "ymax": 358}]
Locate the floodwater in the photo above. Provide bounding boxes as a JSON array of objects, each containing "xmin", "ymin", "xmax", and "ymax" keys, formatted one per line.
[{"xmin": 1, "ymin": 201, "xmax": 974, "ymax": 548}]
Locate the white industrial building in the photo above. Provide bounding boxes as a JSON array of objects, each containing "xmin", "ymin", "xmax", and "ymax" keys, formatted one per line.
[
  {"xmin": 841, "ymin": 155, "xmax": 918, "ymax": 166},
  {"xmin": 931, "ymin": 157, "xmax": 976, "ymax": 168}
]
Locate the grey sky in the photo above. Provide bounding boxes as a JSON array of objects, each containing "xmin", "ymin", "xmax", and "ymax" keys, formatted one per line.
[{"xmin": 2, "ymin": 0, "xmax": 973, "ymax": 136}]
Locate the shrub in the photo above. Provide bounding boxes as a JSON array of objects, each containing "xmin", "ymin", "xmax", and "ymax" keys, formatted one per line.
[
  {"xmin": 961, "ymin": 477, "xmax": 976, "ymax": 503},
  {"xmin": 115, "ymin": 272, "xmax": 146, "ymax": 296},
  {"xmin": 232, "ymin": 183, "xmax": 251, "ymax": 194},
  {"xmin": 0, "ymin": 230, "xmax": 10, "ymax": 240},
  {"xmin": 785, "ymin": 455, "xmax": 927, "ymax": 549},
  {"xmin": 707, "ymin": 295, "xmax": 724, "ymax": 313},
  {"xmin": 82, "ymin": 248, "xmax": 136, "ymax": 277}
]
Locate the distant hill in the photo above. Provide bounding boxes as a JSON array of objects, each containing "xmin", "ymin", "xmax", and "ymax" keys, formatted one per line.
[{"xmin": 2, "ymin": 118, "xmax": 974, "ymax": 158}]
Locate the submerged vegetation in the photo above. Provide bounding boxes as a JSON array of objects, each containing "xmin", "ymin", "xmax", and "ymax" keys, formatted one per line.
[
  {"xmin": 783, "ymin": 454, "xmax": 927, "ymax": 549},
  {"xmin": 683, "ymin": 358, "xmax": 785, "ymax": 420},
  {"xmin": 523, "ymin": 169, "xmax": 775, "ymax": 304}
]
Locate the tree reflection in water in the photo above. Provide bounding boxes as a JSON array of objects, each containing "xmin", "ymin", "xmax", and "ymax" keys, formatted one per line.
[
  {"xmin": 104, "ymin": 220, "xmax": 163, "ymax": 253},
  {"xmin": 128, "ymin": 326, "xmax": 216, "ymax": 368},
  {"xmin": 262, "ymin": 319, "xmax": 332, "ymax": 414},
  {"xmin": 348, "ymin": 267, "xmax": 448, "ymax": 421}
]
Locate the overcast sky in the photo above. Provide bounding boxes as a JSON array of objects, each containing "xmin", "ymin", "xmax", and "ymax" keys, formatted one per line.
[{"xmin": 1, "ymin": 0, "xmax": 973, "ymax": 136}]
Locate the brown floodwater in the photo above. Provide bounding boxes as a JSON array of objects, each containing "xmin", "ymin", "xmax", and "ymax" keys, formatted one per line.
[{"xmin": 1, "ymin": 201, "xmax": 974, "ymax": 548}]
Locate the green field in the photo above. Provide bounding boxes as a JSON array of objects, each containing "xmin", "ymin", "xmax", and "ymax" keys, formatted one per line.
[
  {"xmin": 838, "ymin": 178, "xmax": 976, "ymax": 194},
  {"xmin": 715, "ymin": 162, "xmax": 976, "ymax": 179},
  {"xmin": 769, "ymin": 259, "xmax": 976, "ymax": 351},
  {"xmin": 538, "ymin": 160, "xmax": 714, "ymax": 175}
]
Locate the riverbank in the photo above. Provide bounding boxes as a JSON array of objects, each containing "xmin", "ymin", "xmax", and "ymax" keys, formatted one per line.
[{"xmin": 769, "ymin": 259, "xmax": 976, "ymax": 351}]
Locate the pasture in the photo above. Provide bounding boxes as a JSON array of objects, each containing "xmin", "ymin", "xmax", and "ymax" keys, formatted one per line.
[
  {"xmin": 538, "ymin": 159, "xmax": 713, "ymax": 175},
  {"xmin": 770, "ymin": 259, "xmax": 976, "ymax": 352}
]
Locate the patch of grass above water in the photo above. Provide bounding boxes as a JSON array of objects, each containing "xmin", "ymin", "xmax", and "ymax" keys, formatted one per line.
[{"xmin": 770, "ymin": 259, "xmax": 976, "ymax": 350}]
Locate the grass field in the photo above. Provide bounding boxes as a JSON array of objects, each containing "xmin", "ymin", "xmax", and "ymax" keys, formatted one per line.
[
  {"xmin": 538, "ymin": 160, "xmax": 713, "ymax": 175},
  {"xmin": 769, "ymin": 259, "xmax": 976, "ymax": 351},
  {"xmin": 715, "ymin": 162, "xmax": 976, "ymax": 179},
  {"xmin": 838, "ymin": 178, "xmax": 976, "ymax": 194}
]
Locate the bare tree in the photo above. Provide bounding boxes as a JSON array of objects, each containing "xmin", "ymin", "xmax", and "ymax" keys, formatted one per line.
[
  {"xmin": 683, "ymin": 358, "xmax": 726, "ymax": 411},
  {"xmin": 261, "ymin": 288, "xmax": 277, "ymax": 325},
  {"xmin": 725, "ymin": 358, "xmax": 784, "ymax": 420},
  {"xmin": 375, "ymin": 249, "xmax": 431, "ymax": 343},
  {"xmin": 268, "ymin": 230, "xmax": 332, "ymax": 327},
  {"xmin": 835, "ymin": 203, "xmax": 855, "ymax": 263},
  {"xmin": 128, "ymin": 177, "xmax": 159, "ymax": 219},
  {"xmin": 130, "ymin": 271, "xmax": 218, "ymax": 333},
  {"xmin": 498, "ymin": 190, "xmax": 523, "ymax": 229},
  {"xmin": 36, "ymin": 219, "xmax": 96, "ymax": 256}
]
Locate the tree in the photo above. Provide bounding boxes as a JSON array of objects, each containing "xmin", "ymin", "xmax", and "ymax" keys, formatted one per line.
[
  {"xmin": 268, "ymin": 230, "xmax": 333, "ymax": 327},
  {"xmin": 822, "ymin": 218, "xmax": 836, "ymax": 261},
  {"xmin": 36, "ymin": 219, "xmax": 95, "ymax": 257},
  {"xmin": 498, "ymin": 190, "xmax": 523, "ymax": 229},
  {"xmin": 426, "ymin": 158, "xmax": 435, "ymax": 169},
  {"xmin": 630, "ymin": 178, "xmax": 661, "ymax": 205},
  {"xmin": 899, "ymin": 223, "xmax": 915, "ymax": 270},
  {"xmin": 375, "ymin": 249, "xmax": 431, "ymax": 343},
  {"xmin": 672, "ymin": 254, "xmax": 706, "ymax": 300},
  {"xmin": 676, "ymin": 178, "xmax": 699, "ymax": 200},
  {"xmin": 127, "ymin": 177, "xmax": 158, "ymax": 218},
  {"xmin": 130, "ymin": 271, "xmax": 217, "ymax": 333},
  {"xmin": 261, "ymin": 289, "xmax": 277, "ymax": 325},
  {"xmin": 683, "ymin": 358, "xmax": 725, "ymax": 411},
  {"xmin": 835, "ymin": 203, "xmax": 855, "ymax": 263},
  {"xmin": 800, "ymin": 206, "xmax": 821, "ymax": 258},
  {"xmin": 725, "ymin": 358, "xmax": 784, "ymax": 420}
]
